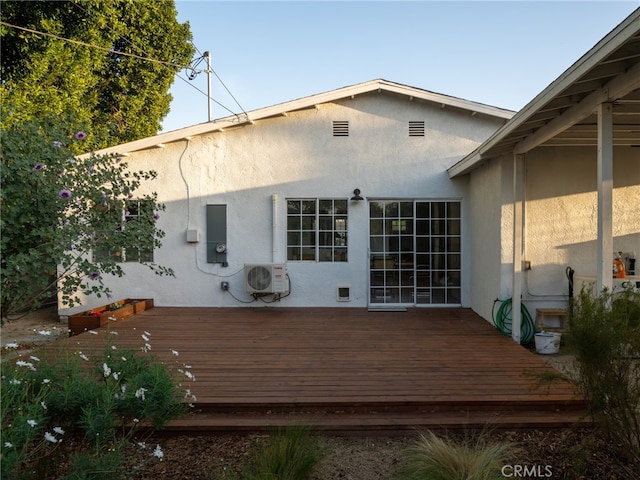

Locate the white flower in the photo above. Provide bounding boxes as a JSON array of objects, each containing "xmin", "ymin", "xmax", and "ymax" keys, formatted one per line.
[
  {"xmin": 40, "ymin": 401, "xmax": 47, "ymax": 410},
  {"xmin": 4, "ymin": 342, "xmax": 19, "ymax": 349},
  {"xmin": 42, "ymin": 378, "xmax": 50, "ymax": 384},
  {"xmin": 111, "ymin": 345, "xmax": 117, "ymax": 350},
  {"xmin": 141, "ymin": 334, "xmax": 149, "ymax": 342},
  {"xmin": 183, "ymin": 370, "xmax": 195, "ymax": 381},
  {"xmin": 137, "ymin": 441, "xmax": 146, "ymax": 448},
  {"xmin": 29, "ymin": 355, "xmax": 40, "ymax": 362},
  {"xmin": 4, "ymin": 441, "xmax": 13, "ymax": 448},
  {"xmin": 79, "ymin": 353, "xmax": 89, "ymax": 361},
  {"xmin": 16, "ymin": 360, "xmax": 36, "ymax": 371},
  {"xmin": 121, "ymin": 356, "xmax": 127, "ymax": 362},
  {"xmin": 144, "ymin": 343, "xmax": 152, "ymax": 351},
  {"xmin": 109, "ymin": 331, "xmax": 119, "ymax": 335},
  {"xmin": 112, "ymin": 372, "xmax": 119, "ymax": 381},
  {"xmin": 171, "ymin": 349, "xmax": 179, "ymax": 356},
  {"xmin": 108, "ymin": 316, "xmax": 116, "ymax": 321},
  {"xmin": 53, "ymin": 426, "xmax": 65, "ymax": 435},
  {"xmin": 135, "ymin": 387, "xmax": 147, "ymax": 401},
  {"xmin": 9, "ymin": 379, "xmax": 21, "ymax": 385},
  {"xmin": 89, "ymin": 330, "xmax": 98, "ymax": 335},
  {"xmin": 44, "ymin": 432, "xmax": 58, "ymax": 443},
  {"xmin": 144, "ymin": 331, "xmax": 151, "ymax": 337},
  {"xmin": 38, "ymin": 330, "xmax": 52, "ymax": 336},
  {"xmin": 27, "ymin": 419, "xmax": 37, "ymax": 427},
  {"xmin": 102, "ymin": 363, "xmax": 111, "ymax": 378},
  {"xmin": 152, "ymin": 444, "xmax": 164, "ymax": 459}
]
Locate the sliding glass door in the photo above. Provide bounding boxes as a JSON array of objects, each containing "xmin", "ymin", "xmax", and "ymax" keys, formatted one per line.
[{"xmin": 369, "ymin": 200, "xmax": 461, "ymax": 306}]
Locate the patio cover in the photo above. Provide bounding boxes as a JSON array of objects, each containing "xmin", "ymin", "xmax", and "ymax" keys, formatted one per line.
[{"xmin": 449, "ymin": 8, "xmax": 640, "ymax": 343}]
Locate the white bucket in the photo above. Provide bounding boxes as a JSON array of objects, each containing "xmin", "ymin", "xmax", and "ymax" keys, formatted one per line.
[{"xmin": 534, "ymin": 332, "xmax": 562, "ymax": 355}]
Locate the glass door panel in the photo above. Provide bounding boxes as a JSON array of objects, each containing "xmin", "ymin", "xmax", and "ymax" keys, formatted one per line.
[{"xmin": 369, "ymin": 199, "xmax": 461, "ymax": 306}]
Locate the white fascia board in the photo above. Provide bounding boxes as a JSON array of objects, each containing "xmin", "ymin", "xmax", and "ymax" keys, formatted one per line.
[
  {"xmin": 378, "ymin": 81, "xmax": 514, "ymax": 119},
  {"xmin": 87, "ymin": 79, "xmax": 515, "ymax": 158}
]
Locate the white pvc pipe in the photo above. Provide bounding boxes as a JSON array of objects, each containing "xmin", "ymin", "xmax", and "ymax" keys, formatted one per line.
[{"xmin": 272, "ymin": 194, "xmax": 278, "ymax": 263}]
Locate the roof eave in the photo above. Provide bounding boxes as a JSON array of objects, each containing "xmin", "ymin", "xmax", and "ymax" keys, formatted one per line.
[{"xmin": 88, "ymin": 79, "xmax": 514, "ymax": 157}]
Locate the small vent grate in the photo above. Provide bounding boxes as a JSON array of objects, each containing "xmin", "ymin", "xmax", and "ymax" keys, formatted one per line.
[
  {"xmin": 409, "ymin": 121, "xmax": 425, "ymax": 137},
  {"xmin": 333, "ymin": 121, "xmax": 349, "ymax": 136}
]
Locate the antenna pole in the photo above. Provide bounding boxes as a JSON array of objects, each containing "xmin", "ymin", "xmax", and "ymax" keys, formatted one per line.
[{"xmin": 204, "ymin": 51, "xmax": 212, "ymax": 122}]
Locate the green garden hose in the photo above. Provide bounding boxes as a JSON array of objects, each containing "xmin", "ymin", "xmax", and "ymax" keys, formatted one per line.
[{"xmin": 492, "ymin": 298, "xmax": 535, "ymax": 345}]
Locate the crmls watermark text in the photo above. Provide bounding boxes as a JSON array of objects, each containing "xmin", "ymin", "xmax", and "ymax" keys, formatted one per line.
[{"xmin": 501, "ymin": 464, "xmax": 554, "ymax": 478}]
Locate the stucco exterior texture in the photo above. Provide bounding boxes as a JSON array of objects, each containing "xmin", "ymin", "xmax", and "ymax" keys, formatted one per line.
[
  {"xmin": 62, "ymin": 92, "xmax": 511, "ymax": 316},
  {"xmin": 468, "ymin": 146, "xmax": 639, "ymax": 323},
  {"xmin": 60, "ymin": 91, "xmax": 639, "ymax": 327}
]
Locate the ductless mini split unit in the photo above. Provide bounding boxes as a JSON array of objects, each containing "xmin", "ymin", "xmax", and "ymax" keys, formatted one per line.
[{"xmin": 244, "ymin": 264, "xmax": 289, "ymax": 294}]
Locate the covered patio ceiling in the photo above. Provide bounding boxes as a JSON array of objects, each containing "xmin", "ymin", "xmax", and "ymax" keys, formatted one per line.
[{"xmin": 449, "ymin": 8, "xmax": 640, "ymax": 177}]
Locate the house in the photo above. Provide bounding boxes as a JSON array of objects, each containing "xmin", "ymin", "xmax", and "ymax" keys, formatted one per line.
[
  {"xmin": 64, "ymin": 79, "xmax": 512, "ymax": 313},
  {"xmin": 62, "ymin": 9, "xmax": 639, "ymax": 338}
]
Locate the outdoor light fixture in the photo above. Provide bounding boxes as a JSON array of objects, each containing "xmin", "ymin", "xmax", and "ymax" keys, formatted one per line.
[{"xmin": 350, "ymin": 188, "xmax": 364, "ymax": 201}]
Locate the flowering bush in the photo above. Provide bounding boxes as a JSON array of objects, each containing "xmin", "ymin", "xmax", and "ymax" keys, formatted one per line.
[
  {"xmin": 1, "ymin": 329, "xmax": 190, "ymax": 478},
  {"xmin": 1, "ymin": 118, "xmax": 173, "ymax": 319}
]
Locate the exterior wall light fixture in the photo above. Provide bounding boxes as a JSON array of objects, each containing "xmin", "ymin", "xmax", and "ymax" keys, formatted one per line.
[{"xmin": 350, "ymin": 188, "xmax": 364, "ymax": 201}]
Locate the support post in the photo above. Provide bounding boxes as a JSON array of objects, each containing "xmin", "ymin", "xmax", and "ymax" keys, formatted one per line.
[
  {"xmin": 204, "ymin": 51, "xmax": 212, "ymax": 122},
  {"xmin": 596, "ymin": 102, "xmax": 614, "ymax": 294},
  {"xmin": 512, "ymin": 153, "xmax": 525, "ymax": 343}
]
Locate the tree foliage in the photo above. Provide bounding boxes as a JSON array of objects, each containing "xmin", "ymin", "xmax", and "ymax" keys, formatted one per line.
[
  {"xmin": 1, "ymin": 0, "xmax": 195, "ymax": 148},
  {"xmin": 0, "ymin": 118, "xmax": 173, "ymax": 319}
]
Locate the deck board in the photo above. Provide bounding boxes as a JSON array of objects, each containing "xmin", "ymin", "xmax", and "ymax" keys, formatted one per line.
[{"xmin": 47, "ymin": 307, "xmax": 585, "ymax": 433}]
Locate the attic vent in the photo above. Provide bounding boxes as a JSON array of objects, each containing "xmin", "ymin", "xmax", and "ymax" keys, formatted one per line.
[
  {"xmin": 409, "ymin": 121, "xmax": 425, "ymax": 137},
  {"xmin": 333, "ymin": 121, "xmax": 349, "ymax": 137}
]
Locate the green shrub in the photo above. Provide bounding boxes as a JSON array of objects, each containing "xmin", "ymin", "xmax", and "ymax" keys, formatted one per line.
[
  {"xmin": 397, "ymin": 431, "xmax": 510, "ymax": 480},
  {"xmin": 567, "ymin": 287, "xmax": 640, "ymax": 470},
  {"xmin": 245, "ymin": 424, "xmax": 324, "ymax": 480},
  {"xmin": 1, "ymin": 334, "xmax": 188, "ymax": 479}
]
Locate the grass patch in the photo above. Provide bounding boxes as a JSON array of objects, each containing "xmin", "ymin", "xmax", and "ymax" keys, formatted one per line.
[
  {"xmin": 397, "ymin": 430, "xmax": 510, "ymax": 480},
  {"xmin": 244, "ymin": 424, "xmax": 324, "ymax": 480}
]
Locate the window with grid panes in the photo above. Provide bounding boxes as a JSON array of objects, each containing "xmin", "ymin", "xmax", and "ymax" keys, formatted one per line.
[
  {"xmin": 93, "ymin": 200, "xmax": 154, "ymax": 263},
  {"xmin": 287, "ymin": 199, "xmax": 348, "ymax": 262}
]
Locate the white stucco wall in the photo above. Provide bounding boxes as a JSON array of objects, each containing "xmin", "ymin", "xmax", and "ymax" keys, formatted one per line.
[
  {"xmin": 60, "ymin": 92, "xmax": 505, "ymax": 314},
  {"xmin": 523, "ymin": 147, "xmax": 639, "ymax": 305},
  {"xmin": 467, "ymin": 146, "xmax": 640, "ymax": 324},
  {"xmin": 467, "ymin": 157, "xmax": 506, "ymax": 322}
]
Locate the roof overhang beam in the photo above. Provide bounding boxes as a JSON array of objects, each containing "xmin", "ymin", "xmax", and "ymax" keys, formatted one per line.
[{"xmin": 513, "ymin": 60, "xmax": 640, "ymax": 154}]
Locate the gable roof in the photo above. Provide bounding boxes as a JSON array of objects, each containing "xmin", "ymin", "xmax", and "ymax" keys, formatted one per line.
[
  {"xmin": 448, "ymin": 8, "xmax": 640, "ymax": 177},
  {"xmin": 93, "ymin": 79, "xmax": 514, "ymax": 156}
]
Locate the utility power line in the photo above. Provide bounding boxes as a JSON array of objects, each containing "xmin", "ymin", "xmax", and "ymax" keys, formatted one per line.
[
  {"xmin": 0, "ymin": 21, "xmax": 193, "ymax": 70},
  {"xmin": 1, "ymin": 20, "xmax": 248, "ymax": 122}
]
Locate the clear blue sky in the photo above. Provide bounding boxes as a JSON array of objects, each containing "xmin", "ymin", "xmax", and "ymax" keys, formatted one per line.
[{"xmin": 161, "ymin": 1, "xmax": 639, "ymax": 132}]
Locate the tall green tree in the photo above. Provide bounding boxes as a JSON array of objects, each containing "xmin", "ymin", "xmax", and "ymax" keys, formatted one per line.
[{"xmin": 1, "ymin": 0, "xmax": 195, "ymax": 148}]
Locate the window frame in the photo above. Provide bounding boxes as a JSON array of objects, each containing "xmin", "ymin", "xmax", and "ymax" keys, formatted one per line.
[
  {"xmin": 286, "ymin": 198, "xmax": 348, "ymax": 262},
  {"xmin": 92, "ymin": 199, "xmax": 154, "ymax": 264}
]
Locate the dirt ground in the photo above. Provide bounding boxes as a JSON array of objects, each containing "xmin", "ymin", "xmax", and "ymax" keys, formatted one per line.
[
  {"xmin": 1, "ymin": 306, "xmax": 68, "ymax": 358},
  {"xmin": 1, "ymin": 308, "xmax": 635, "ymax": 479}
]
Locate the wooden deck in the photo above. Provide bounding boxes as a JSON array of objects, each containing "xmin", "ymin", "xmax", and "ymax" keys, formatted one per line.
[{"xmin": 50, "ymin": 307, "xmax": 586, "ymax": 434}]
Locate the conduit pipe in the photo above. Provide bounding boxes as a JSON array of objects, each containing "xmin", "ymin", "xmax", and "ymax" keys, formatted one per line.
[{"xmin": 272, "ymin": 194, "xmax": 278, "ymax": 263}]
